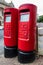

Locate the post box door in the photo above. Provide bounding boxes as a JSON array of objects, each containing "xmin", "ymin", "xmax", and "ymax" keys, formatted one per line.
[
  {"xmin": 18, "ymin": 12, "xmax": 30, "ymax": 41},
  {"xmin": 4, "ymin": 14, "xmax": 11, "ymax": 38}
]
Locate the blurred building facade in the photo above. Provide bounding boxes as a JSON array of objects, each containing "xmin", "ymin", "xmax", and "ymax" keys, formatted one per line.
[{"xmin": 0, "ymin": 0, "xmax": 14, "ymax": 26}]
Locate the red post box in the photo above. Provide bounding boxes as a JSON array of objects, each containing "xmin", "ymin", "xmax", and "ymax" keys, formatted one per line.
[
  {"xmin": 4, "ymin": 8, "xmax": 18, "ymax": 58},
  {"xmin": 18, "ymin": 4, "xmax": 37, "ymax": 63}
]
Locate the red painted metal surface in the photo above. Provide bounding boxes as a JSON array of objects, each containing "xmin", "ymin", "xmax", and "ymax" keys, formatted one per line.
[
  {"xmin": 18, "ymin": 4, "xmax": 37, "ymax": 52},
  {"xmin": 4, "ymin": 8, "xmax": 18, "ymax": 47}
]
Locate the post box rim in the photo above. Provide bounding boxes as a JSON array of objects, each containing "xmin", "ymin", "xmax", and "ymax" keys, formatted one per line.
[{"xmin": 19, "ymin": 3, "xmax": 37, "ymax": 8}]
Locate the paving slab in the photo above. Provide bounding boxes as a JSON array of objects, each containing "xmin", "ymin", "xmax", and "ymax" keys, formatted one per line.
[
  {"xmin": 0, "ymin": 55, "xmax": 43, "ymax": 65},
  {"xmin": 0, "ymin": 31, "xmax": 43, "ymax": 65}
]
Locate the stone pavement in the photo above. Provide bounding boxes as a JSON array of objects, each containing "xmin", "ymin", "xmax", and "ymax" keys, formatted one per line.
[
  {"xmin": 0, "ymin": 38, "xmax": 43, "ymax": 65},
  {"xmin": 0, "ymin": 30, "xmax": 43, "ymax": 65},
  {"xmin": 0, "ymin": 55, "xmax": 43, "ymax": 65}
]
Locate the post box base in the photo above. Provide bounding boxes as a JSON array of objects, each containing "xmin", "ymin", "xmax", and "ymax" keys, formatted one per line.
[
  {"xmin": 4, "ymin": 46, "xmax": 17, "ymax": 58},
  {"xmin": 18, "ymin": 50, "xmax": 35, "ymax": 63}
]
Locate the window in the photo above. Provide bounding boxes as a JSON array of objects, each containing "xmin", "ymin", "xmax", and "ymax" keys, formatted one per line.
[
  {"xmin": 6, "ymin": 16, "xmax": 11, "ymax": 22},
  {"xmin": 20, "ymin": 14, "xmax": 30, "ymax": 22}
]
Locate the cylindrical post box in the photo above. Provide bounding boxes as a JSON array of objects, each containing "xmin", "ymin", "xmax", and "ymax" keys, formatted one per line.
[
  {"xmin": 4, "ymin": 8, "xmax": 18, "ymax": 58},
  {"xmin": 18, "ymin": 4, "xmax": 37, "ymax": 63}
]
